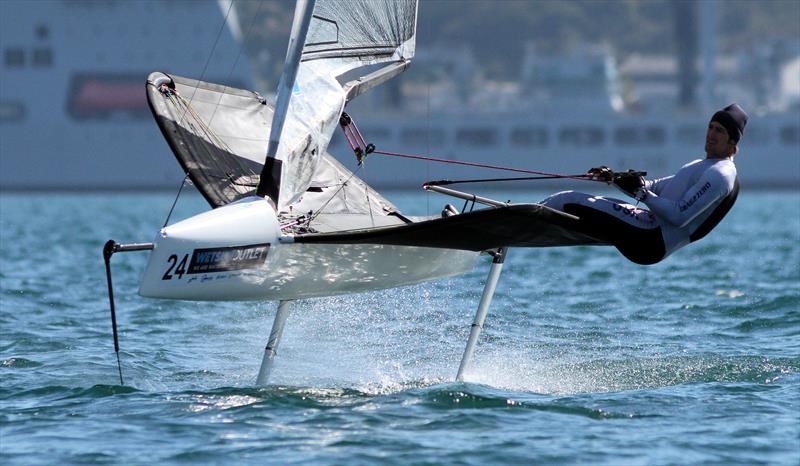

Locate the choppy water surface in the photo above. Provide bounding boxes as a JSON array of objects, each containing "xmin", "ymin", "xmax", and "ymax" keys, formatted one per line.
[{"xmin": 1, "ymin": 189, "xmax": 798, "ymax": 465}]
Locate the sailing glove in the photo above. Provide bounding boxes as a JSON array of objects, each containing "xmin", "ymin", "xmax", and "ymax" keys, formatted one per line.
[
  {"xmin": 613, "ymin": 170, "xmax": 646, "ymax": 197},
  {"xmin": 587, "ymin": 166, "xmax": 614, "ymax": 182}
]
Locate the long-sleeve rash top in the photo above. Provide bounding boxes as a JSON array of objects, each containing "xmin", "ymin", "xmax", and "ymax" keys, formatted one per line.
[{"xmin": 638, "ymin": 158, "xmax": 737, "ymax": 256}]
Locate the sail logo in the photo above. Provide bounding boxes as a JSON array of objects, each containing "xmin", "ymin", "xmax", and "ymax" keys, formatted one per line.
[
  {"xmin": 188, "ymin": 243, "xmax": 270, "ymax": 274},
  {"xmin": 679, "ymin": 181, "xmax": 712, "ymax": 212}
]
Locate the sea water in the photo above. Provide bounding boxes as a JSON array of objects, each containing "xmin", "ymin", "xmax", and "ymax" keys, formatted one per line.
[{"xmin": 1, "ymin": 189, "xmax": 798, "ymax": 465}]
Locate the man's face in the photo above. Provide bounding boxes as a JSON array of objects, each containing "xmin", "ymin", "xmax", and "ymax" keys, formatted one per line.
[{"xmin": 705, "ymin": 121, "xmax": 735, "ymax": 158}]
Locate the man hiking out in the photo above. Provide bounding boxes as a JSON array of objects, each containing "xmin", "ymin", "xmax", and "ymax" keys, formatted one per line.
[{"xmin": 541, "ymin": 103, "xmax": 747, "ymax": 264}]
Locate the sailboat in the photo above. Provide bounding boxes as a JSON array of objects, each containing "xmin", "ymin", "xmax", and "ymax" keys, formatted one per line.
[{"xmin": 104, "ymin": 0, "xmax": 608, "ymax": 385}]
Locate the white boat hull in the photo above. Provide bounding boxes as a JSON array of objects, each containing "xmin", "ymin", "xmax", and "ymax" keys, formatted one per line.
[{"xmin": 138, "ymin": 197, "xmax": 478, "ymax": 301}]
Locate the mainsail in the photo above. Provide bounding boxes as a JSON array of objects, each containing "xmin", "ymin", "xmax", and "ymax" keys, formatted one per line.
[
  {"xmin": 147, "ymin": 0, "xmax": 417, "ymax": 212},
  {"xmin": 259, "ymin": 0, "xmax": 418, "ymax": 209}
]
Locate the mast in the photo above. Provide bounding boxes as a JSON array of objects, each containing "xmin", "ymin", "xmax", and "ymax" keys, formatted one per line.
[{"xmin": 256, "ymin": 0, "xmax": 316, "ymax": 206}]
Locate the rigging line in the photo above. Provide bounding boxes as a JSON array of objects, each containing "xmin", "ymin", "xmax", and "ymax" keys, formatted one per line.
[
  {"xmin": 163, "ymin": 174, "xmax": 190, "ymax": 228},
  {"xmin": 349, "ymin": 116, "xmax": 369, "ymax": 151},
  {"xmin": 173, "ymin": 92, "xmax": 255, "ymax": 179},
  {"xmin": 342, "ymin": 124, "xmax": 359, "ymax": 153},
  {"xmin": 176, "ymin": 93, "xmax": 227, "ymax": 150},
  {"xmin": 362, "ymin": 164, "xmax": 375, "ymax": 227},
  {"xmin": 425, "ymin": 174, "xmax": 591, "ymax": 186},
  {"xmin": 176, "ymin": 0, "xmax": 236, "ymax": 128},
  {"xmin": 168, "ymin": 78, "xmax": 257, "ymax": 185},
  {"xmin": 171, "ymin": 94, "xmax": 233, "ymax": 179},
  {"xmin": 339, "ymin": 113, "xmax": 592, "ymax": 181},
  {"xmin": 371, "ymin": 149, "xmax": 591, "ymax": 180},
  {"xmin": 426, "ymin": 82, "xmax": 430, "ymax": 216},
  {"xmin": 182, "ymin": 94, "xmax": 258, "ymax": 179},
  {"xmin": 460, "ymin": 196, "xmax": 477, "ymax": 213},
  {"xmin": 205, "ymin": 0, "xmax": 265, "ymax": 132},
  {"xmin": 179, "ymin": 96, "xmax": 231, "ymax": 157},
  {"xmin": 306, "ymin": 164, "xmax": 365, "ymax": 225}
]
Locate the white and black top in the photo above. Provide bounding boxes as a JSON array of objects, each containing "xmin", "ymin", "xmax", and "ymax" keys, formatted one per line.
[
  {"xmin": 640, "ymin": 158, "xmax": 739, "ymax": 254},
  {"xmin": 540, "ymin": 158, "xmax": 739, "ymax": 264}
]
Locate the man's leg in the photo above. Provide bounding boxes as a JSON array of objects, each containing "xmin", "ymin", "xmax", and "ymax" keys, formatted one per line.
[
  {"xmin": 541, "ymin": 191, "xmax": 657, "ymax": 229},
  {"xmin": 540, "ymin": 191, "xmax": 665, "ymax": 264}
]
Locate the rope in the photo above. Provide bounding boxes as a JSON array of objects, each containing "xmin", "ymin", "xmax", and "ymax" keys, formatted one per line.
[
  {"xmin": 362, "ymin": 165, "xmax": 375, "ymax": 227},
  {"xmin": 160, "ymin": 1, "xmax": 259, "ymax": 197},
  {"xmin": 304, "ymin": 164, "xmax": 366, "ymax": 226},
  {"xmin": 163, "ymin": 174, "xmax": 190, "ymax": 228},
  {"xmin": 167, "ymin": 89, "xmax": 257, "ymax": 187},
  {"xmin": 337, "ymin": 114, "xmax": 595, "ymax": 183},
  {"xmin": 204, "ymin": 0, "xmax": 265, "ymax": 132},
  {"xmin": 179, "ymin": 0, "xmax": 236, "ymax": 111},
  {"xmin": 371, "ymin": 149, "xmax": 591, "ymax": 181},
  {"xmin": 425, "ymin": 174, "xmax": 591, "ymax": 186},
  {"xmin": 169, "ymin": 92, "xmax": 238, "ymax": 179}
]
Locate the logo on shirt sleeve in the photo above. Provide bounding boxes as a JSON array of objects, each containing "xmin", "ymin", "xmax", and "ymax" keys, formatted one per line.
[{"xmin": 679, "ymin": 181, "xmax": 712, "ymax": 212}]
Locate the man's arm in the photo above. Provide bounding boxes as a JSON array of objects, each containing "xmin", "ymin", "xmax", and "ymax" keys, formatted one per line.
[
  {"xmin": 640, "ymin": 171, "xmax": 729, "ymax": 227},
  {"xmin": 643, "ymin": 176, "xmax": 672, "ymax": 195},
  {"xmin": 587, "ymin": 166, "xmax": 671, "ymax": 196}
]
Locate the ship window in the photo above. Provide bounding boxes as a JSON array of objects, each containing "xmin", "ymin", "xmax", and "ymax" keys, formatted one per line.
[
  {"xmin": 4, "ymin": 48, "xmax": 25, "ymax": 67},
  {"xmin": 0, "ymin": 101, "xmax": 26, "ymax": 122},
  {"xmin": 67, "ymin": 74, "xmax": 150, "ymax": 120},
  {"xmin": 456, "ymin": 128, "xmax": 497, "ymax": 147},
  {"xmin": 614, "ymin": 126, "xmax": 665, "ymax": 145},
  {"xmin": 743, "ymin": 126, "xmax": 769, "ymax": 144},
  {"xmin": 677, "ymin": 126, "xmax": 703, "ymax": 143},
  {"xmin": 33, "ymin": 48, "xmax": 53, "ymax": 67},
  {"xmin": 510, "ymin": 127, "xmax": 548, "ymax": 147},
  {"xmin": 780, "ymin": 126, "xmax": 800, "ymax": 145},
  {"xmin": 646, "ymin": 127, "xmax": 665, "ymax": 144},
  {"xmin": 559, "ymin": 126, "xmax": 604, "ymax": 145},
  {"xmin": 401, "ymin": 127, "xmax": 445, "ymax": 147},
  {"xmin": 36, "ymin": 24, "xmax": 50, "ymax": 40}
]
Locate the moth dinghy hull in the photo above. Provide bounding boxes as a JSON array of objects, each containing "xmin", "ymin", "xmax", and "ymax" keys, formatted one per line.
[{"xmin": 138, "ymin": 196, "xmax": 478, "ymax": 301}]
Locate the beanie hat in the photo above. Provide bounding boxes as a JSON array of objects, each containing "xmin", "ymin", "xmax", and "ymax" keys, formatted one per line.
[{"xmin": 711, "ymin": 103, "xmax": 748, "ymax": 143}]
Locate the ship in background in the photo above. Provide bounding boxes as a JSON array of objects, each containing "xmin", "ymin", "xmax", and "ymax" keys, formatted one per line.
[
  {"xmin": 328, "ymin": 0, "xmax": 799, "ymax": 189},
  {"xmin": 0, "ymin": 0, "xmax": 254, "ymax": 190},
  {"xmin": 329, "ymin": 41, "xmax": 799, "ymax": 189},
  {"xmin": 0, "ymin": 0, "xmax": 798, "ymax": 191}
]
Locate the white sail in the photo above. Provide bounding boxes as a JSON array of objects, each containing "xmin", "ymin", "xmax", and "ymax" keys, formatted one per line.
[{"xmin": 263, "ymin": 0, "xmax": 418, "ymax": 210}]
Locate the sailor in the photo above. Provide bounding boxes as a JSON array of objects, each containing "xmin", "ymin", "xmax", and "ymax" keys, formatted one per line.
[{"xmin": 541, "ymin": 103, "xmax": 747, "ymax": 265}]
